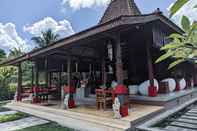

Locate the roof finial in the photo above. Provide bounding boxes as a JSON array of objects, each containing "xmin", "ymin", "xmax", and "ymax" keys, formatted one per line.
[{"xmin": 154, "ymin": 8, "xmax": 162, "ymax": 15}]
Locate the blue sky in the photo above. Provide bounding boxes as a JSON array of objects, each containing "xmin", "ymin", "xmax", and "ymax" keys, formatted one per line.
[{"xmin": 0, "ymin": 0, "xmax": 196, "ymax": 53}]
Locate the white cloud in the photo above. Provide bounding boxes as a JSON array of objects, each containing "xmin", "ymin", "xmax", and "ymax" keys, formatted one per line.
[
  {"xmin": 0, "ymin": 23, "xmax": 30, "ymax": 52},
  {"xmin": 23, "ymin": 17, "xmax": 74, "ymax": 38},
  {"xmin": 61, "ymin": 0, "xmax": 110, "ymax": 10},
  {"xmin": 169, "ymin": 0, "xmax": 197, "ymax": 26}
]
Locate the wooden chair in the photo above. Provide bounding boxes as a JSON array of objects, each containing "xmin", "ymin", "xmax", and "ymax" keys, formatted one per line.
[
  {"xmin": 158, "ymin": 82, "xmax": 170, "ymax": 94},
  {"xmin": 96, "ymin": 89, "xmax": 113, "ymax": 110}
]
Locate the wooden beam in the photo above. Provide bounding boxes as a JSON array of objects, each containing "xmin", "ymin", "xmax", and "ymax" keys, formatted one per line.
[
  {"xmin": 17, "ymin": 63, "xmax": 22, "ymax": 101},
  {"xmin": 115, "ymin": 33, "xmax": 124, "ymax": 84}
]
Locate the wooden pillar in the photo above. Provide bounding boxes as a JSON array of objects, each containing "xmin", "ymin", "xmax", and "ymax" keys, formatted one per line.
[
  {"xmin": 35, "ymin": 61, "xmax": 39, "ymax": 87},
  {"xmin": 49, "ymin": 72, "xmax": 52, "ymax": 86},
  {"xmin": 45, "ymin": 58, "xmax": 48, "ymax": 87},
  {"xmin": 67, "ymin": 57, "xmax": 71, "ymax": 87},
  {"xmin": 59, "ymin": 71, "xmax": 62, "ymax": 88},
  {"xmin": 75, "ymin": 62, "xmax": 78, "ymax": 73},
  {"xmin": 102, "ymin": 58, "xmax": 107, "ymax": 86},
  {"xmin": 193, "ymin": 65, "xmax": 197, "ymax": 86},
  {"xmin": 146, "ymin": 41, "xmax": 154, "ymax": 86},
  {"xmin": 17, "ymin": 63, "xmax": 22, "ymax": 101},
  {"xmin": 31, "ymin": 65, "xmax": 34, "ymax": 87},
  {"xmin": 114, "ymin": 34, "xmax": 124, "ymax": 85}
]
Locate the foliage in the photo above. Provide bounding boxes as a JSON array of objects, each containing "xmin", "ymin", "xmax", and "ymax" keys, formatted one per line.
[
  {"xmin": 0, "ymin": 47, "xmax": 33, "ymax": 101},
  {"xmin": 0, "ymin": 66, "xmax": 17, "ymax": 100},
  {"xmin": 16, "ymin": 122, "xmax": 74, "ymax": 131},
  {"xmin": 31, "ymin": 29, "xmax": 59, "ymax": 48},
  {"xmin": 169, "ymin": 0, "xmax": 197, "ymax": 17},
  {"xmin": 156, "ymin": 16, "xmax": 197, "ymax": 69},
  {"xmin": 156, "ymin": 0, "xmax": 197, "ymax": 69},
  {"xmin": 8, "ymin": 47, "xmax": 24, "ymax": 59},
  {"xmin": 170, "ymin": 0, "xmax": 189, "ymax": 17},
  {"xmin": 0, "ymin": 49, "xmax": 6, "ymax": 62},
  {"xmin": 0, "ymin": 112, "xmax": 28, "ymax": 123}
]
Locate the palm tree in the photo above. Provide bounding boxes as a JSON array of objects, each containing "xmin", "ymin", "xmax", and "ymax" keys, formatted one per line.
[
  {"xmin": 31, "ymin": 29, "xmax": 60, "ymax": 48},
  {"xmin": 8, "ymin": 48, "xmax": 24, "ymax": 59}
]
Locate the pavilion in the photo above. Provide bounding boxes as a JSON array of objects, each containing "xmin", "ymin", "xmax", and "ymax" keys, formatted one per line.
[{"xmin": 1, "ymin": 0, "xmax": 197, "ymax": 130}]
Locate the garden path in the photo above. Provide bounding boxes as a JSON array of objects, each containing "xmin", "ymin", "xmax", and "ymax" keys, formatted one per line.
[{"xmin": 0, "ymin": 116, "xmax": 49, "ymax": 131}]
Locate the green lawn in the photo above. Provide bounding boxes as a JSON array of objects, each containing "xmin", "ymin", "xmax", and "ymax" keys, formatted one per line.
[
  {"xmin": 16, "ymin": 122, "xmax": 74, "ymax": 131},
  {"xmin": 0, "ymin": 112, "xmax": 28, "ymax": 123}
]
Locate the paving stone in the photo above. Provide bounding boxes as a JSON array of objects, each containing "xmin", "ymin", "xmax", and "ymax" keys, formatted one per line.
[
  {"xmin": 165, "ymin": 126, "xmax": 196, "ymax": 131},
  {"xmin": 0, "ymin": 111, "xmax": 18, "ymax": 116},
  {"xmin": 0, "ymin": 116, "xmax": 49, "ymax": 131},
  {"xmin": 170, "ymin": 121, "xmax": 197, "ymax": 130}
]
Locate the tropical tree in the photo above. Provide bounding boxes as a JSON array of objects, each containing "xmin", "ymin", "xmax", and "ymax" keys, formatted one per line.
[
  {"xmin": 156, "ymin": 0, "xmax": 197, "ymax": 69},
  {"xmin": 0, "ymin": 66, "xmax": 16, "ymax": 100},
  {"xmin": 8, "ymin": 47, "xmax": 24, "ymax": 59},
  {"xmin": 156, "ymin": 16, "xmax": 197, "ymax": 69},
  {"xmin": 31, "ymin": 29, "xmax": 60, "ymax": 48},
  {"xmin": 0, "ymin": 49, "xmax": 6, "ymax": 62}
]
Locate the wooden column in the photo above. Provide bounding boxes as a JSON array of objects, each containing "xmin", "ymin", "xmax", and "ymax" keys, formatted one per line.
[
  {"xmin": 17, "ymin": 63, "xmax": 22, "ymax": 101},
  {"xmin": 102, "ymin": 58, "xmax": 107, "ymax": 86},
  {"xmin": 67, "ymin": 57, "xmax": 71, "ymax": 87},
  {"xmin": 49, "ymin": 72, "xmax": 52, "ymax": 86},
  {"xmin": 75, "ymin": 62, "xmax": 78, "ymax": 73},
  {"xmin": 146, "ymin": 41, "xmax": 154, "ymax": 86},
  {"xmin": 31, "ymin": 65, "xmax": 34, "ymax": 87},
  {"xmin": 193, "ymin": 65, "xmax": 197, "ymax": 86},
  {"xmin": 35, "ymin": 61, "xmax": 39, "ymax": 87},
  {"xmin": 59, "ymin": 71, "xmax": 62, "ymax": 88},
  {"xmin": 115, "ymin": 34, "xmax": 124, "ymax": 85},
  {"xmin": 45, "ymin": 58, "xmax": 48, "ymax": 87}
]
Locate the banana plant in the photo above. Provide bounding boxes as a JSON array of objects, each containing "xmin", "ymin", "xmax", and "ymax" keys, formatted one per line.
[
  {"xmin": 170, "ymin": 0, "xmax": 196, "ymax": 17},
  {"xmin": 156, "ymin": 16, "xmax": 197, "ymax": 69}
]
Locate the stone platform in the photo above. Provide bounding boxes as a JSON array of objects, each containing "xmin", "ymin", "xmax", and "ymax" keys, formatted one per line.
[
  {"xmin": 4, "ymin": 102, "xmax": 163, "ymax": 131},
  {"xmin": 130, "ymin": 88, "xmax": 197, "ymax": 109}
]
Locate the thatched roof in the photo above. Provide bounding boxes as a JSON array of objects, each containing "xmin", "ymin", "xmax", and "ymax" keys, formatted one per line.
[{"xmin": 99, "ymin": 0, "xmax": 141, "ymax": 24}]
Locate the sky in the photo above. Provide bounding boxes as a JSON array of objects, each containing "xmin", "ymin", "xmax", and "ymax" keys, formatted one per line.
[{"xmin": 0, "ymin": 0, "xmax": 196, "ymax": 54}]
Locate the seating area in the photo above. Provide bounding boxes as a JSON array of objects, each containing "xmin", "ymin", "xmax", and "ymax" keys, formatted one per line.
[{"xmin": 128, "ymin": 78, "xmax": 192, "ymax": 97}]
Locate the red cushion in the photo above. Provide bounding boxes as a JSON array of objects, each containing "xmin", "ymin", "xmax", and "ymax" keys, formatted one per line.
[{"xmin": 175, "ymin": 81, "xmax": 180, "ymax": 91}]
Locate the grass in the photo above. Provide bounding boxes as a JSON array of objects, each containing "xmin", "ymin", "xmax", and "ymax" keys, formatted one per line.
[
  {"xmin": 16, "ymin": 122, "xmax": 74, "ymax": 131},
  {"xmin": 0, "ymin": 112, "xmax": 28, "ymax": 123}
]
